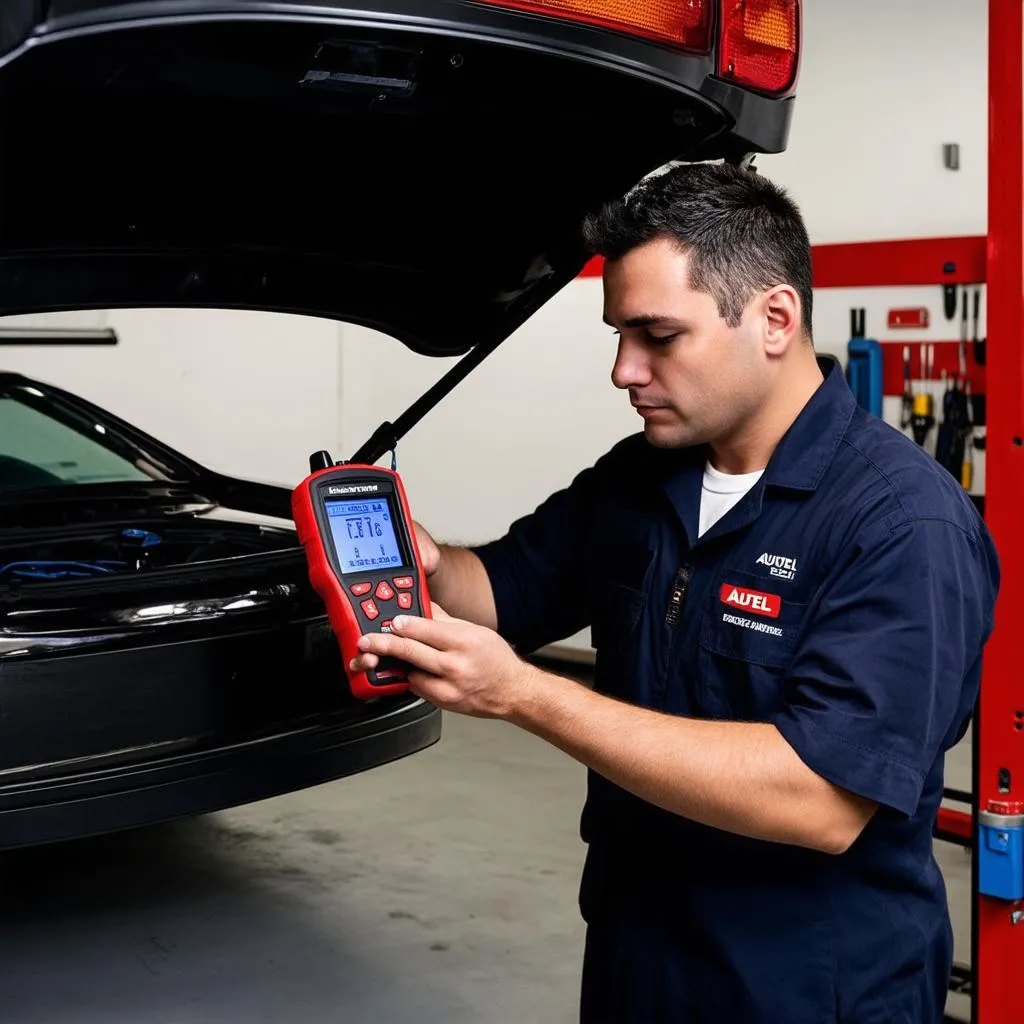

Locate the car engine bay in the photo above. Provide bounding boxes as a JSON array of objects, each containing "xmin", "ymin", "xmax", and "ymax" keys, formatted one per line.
[{"xmin": 1, "ymin": 519, "xmax": 298, "ymax": 582}]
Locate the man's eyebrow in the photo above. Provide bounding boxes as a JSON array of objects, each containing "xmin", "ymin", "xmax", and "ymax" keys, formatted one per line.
[{"xmin": 602, "ymin": 313, "xmax": 677, "ymax": 329}]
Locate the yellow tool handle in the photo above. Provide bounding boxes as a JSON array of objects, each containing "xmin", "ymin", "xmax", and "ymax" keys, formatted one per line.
[{"xmin": 913, "ymin": 393, "xmax": 933, "ymax": 417}]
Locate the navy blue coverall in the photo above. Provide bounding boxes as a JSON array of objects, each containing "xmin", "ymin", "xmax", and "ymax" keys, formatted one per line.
[{"xmin": 473, "ymin": 359, "xmax": 1000, "ymax": 1023}]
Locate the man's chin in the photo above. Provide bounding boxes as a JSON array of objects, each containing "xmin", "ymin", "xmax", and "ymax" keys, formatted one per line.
[{"xmin": 643, "ymin": 421, "xmax": 695, "ymax": 450}]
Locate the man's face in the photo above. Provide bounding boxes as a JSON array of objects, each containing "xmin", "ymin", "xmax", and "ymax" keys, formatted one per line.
[{"xmin": 602, "ymin": 236, "xmax": 771, "ymax": 450}]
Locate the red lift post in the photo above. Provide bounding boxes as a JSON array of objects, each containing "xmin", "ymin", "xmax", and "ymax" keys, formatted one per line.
[{"xmin": 976, "ymin": 1, "xmax": 1024, "ymax": 1020}]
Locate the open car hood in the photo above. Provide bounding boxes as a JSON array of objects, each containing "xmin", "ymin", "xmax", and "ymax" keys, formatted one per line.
[{"xmin": 0, "ymin": 2, "xmax": 795, "ymax": 357}]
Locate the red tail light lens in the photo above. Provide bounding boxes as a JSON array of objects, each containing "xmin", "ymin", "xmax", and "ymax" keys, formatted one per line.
[
  {"xmin": 718, "ymin": 0, "xmax": 800, "ymax": 95},
  {"xmin": 478, "ymin": 1, "xmax": 713, "ymax": 52}
]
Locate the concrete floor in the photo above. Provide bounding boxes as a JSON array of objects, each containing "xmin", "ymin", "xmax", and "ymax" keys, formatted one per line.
[{"xmin": 0, "ymin": 685, "xmax": 975, "ymax": 1024}]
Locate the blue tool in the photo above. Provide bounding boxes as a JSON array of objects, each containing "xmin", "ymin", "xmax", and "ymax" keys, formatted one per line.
[{"xmin": 845, "ymin": 308, "xmax": 883, "ymax": 418}]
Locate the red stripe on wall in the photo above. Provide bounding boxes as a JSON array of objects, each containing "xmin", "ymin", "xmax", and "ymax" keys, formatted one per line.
[
  {"xmin": 881, "ymin": 340, "xmax": 986, "ymax": 397},
  {"xmin": 577, "ymin": 236, "xmax": 988, "ymax": 288}
]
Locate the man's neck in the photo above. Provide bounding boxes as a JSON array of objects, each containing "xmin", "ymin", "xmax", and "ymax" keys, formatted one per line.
[{"xmin": 710, "ymin": 356, "xmax": 825, "ymax": 475}]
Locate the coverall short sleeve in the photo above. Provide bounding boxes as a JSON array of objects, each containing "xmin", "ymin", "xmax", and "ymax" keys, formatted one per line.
[
  {"xmin": 773, "ymin": 515, "xmax": 998, "ymax": 817},
  {"xmin": 471, "ymin": 464, "xmax": 598, "ymax": 655}
]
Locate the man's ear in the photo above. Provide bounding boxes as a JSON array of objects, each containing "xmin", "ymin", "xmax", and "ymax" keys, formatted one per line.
[{"xmin": 761, "ymin": 284, "xmax": 801, "ymax": 357}]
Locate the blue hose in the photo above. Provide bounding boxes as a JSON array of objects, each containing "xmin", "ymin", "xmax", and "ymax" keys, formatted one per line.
[{"xmin": 0, "ymin": 560, "xmax": 128, "ymax": 580}]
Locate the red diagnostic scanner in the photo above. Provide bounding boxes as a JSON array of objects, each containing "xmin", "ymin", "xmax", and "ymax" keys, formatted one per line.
[{"xmin": 291, "ymin": 451, "xmax": 432, "ymax": 700}]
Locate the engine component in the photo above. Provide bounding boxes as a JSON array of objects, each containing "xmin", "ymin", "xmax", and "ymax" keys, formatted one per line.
[{"xmin": 0, "ymin": 560, "xmax": 127, "ymax": 580}]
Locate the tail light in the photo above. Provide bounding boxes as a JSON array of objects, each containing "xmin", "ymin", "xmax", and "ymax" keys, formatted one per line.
[
  {"xmin": 477, "ymin": 1, "xmax": 714, "ymax": 52},
  {"xmin": 718, "ymin": 0, "xmax": 800, "ymax": 94}
]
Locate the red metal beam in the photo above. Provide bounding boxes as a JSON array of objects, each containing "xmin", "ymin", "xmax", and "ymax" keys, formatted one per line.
[
  {"xmin": 937, "ymin": 807, "xmax": 973, "ymax": 845},
  {"xmin": 977, "ymin": 2, "xmax": 1024, "ymax": 1021},
  {"xmin": 811, "ymin": 236, "xmax": 986, "ymax": 288}
]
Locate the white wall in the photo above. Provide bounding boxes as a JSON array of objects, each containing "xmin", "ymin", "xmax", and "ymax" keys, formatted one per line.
[
  {"xmin": 759, "ymin": 0, "xmax": 988, "ymax": 244},
  {"xmin": 0, "ymin": 308, "xmax": 342, "ymax": 488},
  {"xmin": 0, "ymin": 1, "xmax": 990, "ymax": 655},
  {"xmin": 336, "ymin": 282, "xmax": 634, "ymax": 546}
]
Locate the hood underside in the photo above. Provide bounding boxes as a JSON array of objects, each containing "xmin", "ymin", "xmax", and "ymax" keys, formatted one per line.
[{"xmin": 0, "ymin": 3, "xmax": 794, "ymax": 356}]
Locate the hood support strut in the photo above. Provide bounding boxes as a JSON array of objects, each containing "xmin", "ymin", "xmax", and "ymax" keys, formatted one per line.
[{"xmin": 346, "ymin": 331, "xmax": 511, "ymax": 466}]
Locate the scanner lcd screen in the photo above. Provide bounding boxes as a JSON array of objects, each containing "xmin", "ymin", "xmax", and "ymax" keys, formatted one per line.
[{"xmin": 325, "ymin": 498, "xmax": 403, "ymax": 574}]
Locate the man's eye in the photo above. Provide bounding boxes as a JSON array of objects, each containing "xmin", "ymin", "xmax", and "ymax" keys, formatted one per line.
[{"xmin": 648, "ymin": 332, "xmax": 679, "ymax": 345}]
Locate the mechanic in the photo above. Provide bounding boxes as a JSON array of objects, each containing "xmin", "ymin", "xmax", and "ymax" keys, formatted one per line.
[{"xmin": 351, "ymin": 162, "xmax": 1001, "ymax": 1023}]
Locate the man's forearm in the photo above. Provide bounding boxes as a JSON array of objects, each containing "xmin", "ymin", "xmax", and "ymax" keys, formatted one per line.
[
  {"xmin": 430, "ymin": 545, "xmax": 498, "ymax": 629},
  {"xmin": 510, "ymin": 668, "xmax": 876, "ymax": 855}
]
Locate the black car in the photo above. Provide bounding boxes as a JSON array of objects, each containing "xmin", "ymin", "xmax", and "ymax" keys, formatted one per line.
[{"xmin": 0, "ymin": 1, "xmax": 799, "ymax": 848}]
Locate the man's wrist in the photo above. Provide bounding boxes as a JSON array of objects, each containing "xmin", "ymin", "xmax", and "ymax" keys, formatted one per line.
[{"xmin": 505, "ymin": 661, "xmax": 579, "ymax": 729}]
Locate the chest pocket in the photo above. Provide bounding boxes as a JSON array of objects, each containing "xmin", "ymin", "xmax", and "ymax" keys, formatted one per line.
[
  {"xmin": 698, "ymin": 568, "xmax": 807, "ymax": 720},
  {"xmin": 588, "ymin": 506, "xmax": 654, "ymax": 701}
]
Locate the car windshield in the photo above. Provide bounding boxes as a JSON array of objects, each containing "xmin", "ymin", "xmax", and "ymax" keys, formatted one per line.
[{"xmin": 0, "ymin": 384, "xmax": 175, "ymax": 492}]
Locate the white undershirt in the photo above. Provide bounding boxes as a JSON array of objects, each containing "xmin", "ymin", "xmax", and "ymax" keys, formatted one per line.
[{"xmin": 698, "ymin": 461, "xmax": 764, "ymax": 538}]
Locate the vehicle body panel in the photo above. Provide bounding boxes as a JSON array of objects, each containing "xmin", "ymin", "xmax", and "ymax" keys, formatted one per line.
[{"xmin": 0, "ymin": 371, "xmax": 440, "ymax": 848}]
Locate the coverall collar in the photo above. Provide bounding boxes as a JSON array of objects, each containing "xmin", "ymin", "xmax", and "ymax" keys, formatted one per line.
[{"xmin": 663, "ymin": 355, "xmax": 856, "ymax": 547}]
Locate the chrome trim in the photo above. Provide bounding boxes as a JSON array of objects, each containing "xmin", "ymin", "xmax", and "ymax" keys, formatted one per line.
[{"xmin": 0, "ymin": 581, "xmax": 310, "ymax": 659}]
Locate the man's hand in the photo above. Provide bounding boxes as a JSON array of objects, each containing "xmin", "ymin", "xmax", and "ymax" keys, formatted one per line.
[
  {"xmin": 402, "ymin": 523, "xmax": 498, "ymax": 629},
  {"xmin": 412, "ymin": 521, "xmax": 441, "ymax": 577},
  {"xmin": 350, "ymin": 607, "xmax": 539, "ymax": 719}
]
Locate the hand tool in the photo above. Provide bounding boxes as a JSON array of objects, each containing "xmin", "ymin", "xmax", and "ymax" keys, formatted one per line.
[
  {"xmin": 911, "ymin": 344, "xmax": 935, "ymax": 447},
  {"xmin": 900, "ymin": 345, "xmax": 913, "ymax": 429},
  {"xmin": 961, "ymin": 382, "xmax": 975, "ymax": 491},
  {"xmin": 936, "ymin": 369, "xmax": 954, "ymax": 468},
  {"xmin": 972, "ymin": 286, "xmax": 986, "ymax": 366},
  {"xmin": 960, "ymin": 287, "xmax": 969, "ymax": 378},
  {"xmin": 944, "ymin": 279, "xmax": 958, "ymax": 320}
]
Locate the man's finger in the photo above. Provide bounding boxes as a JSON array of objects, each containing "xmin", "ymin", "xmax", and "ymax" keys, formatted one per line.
[
  {"xmin": 389, "ymin": 613, "xmax": 467, "ymax": 650},
  {"xmin": 357, "ymin": 630, "xmax": 447, "ymax": 676},
  {"xmin": 349, "ymin": 652, "xmax": 379, "ymax": 672}
]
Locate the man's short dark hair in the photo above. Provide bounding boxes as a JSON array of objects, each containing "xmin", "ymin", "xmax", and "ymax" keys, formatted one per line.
[{"xmin": 581, "ymin": 161, "xmax": 813, "ymax": 341}]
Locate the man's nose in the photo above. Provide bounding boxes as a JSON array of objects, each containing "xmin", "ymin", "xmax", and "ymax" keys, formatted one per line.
[{"xmin": 611, "ymin": 336, "xmax": 651, "ymax": 390}]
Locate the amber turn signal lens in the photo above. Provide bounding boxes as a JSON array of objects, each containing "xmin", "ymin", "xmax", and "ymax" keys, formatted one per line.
[
  {"xmin": 719, "ymin": 0, "xmax": 800, "ymax": 95},
  {"xmin": 478, "ymin": 0, "xmax": 713, "ymax": 52}
]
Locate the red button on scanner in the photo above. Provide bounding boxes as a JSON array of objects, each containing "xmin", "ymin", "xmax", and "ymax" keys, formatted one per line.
[
  {"xmin": 381, "ymin": 619, "xmax": 393, "ymax": 632},
  {"xmin": 360, "ymin": 598, "xmax": 380, "ymax": 620},
  {"xmin": 375, "ymin": 581, "xmax": 395, "ymax": 601},
  {"xmin": 350, "ymin": 582, "xmax": 372, "ymax": 596},
  {"xmin": 397, "ymin": 592, "xmax": 413, "ymax": 610},
  {"xmin": 393, "ymin": 576, "xmax": 414, "ymax": 589}
]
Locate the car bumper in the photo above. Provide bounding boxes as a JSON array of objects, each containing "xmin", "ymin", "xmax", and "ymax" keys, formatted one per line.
[{"xmin": 0, "ymin": 696, "xmax": 441, "ymax": 849}]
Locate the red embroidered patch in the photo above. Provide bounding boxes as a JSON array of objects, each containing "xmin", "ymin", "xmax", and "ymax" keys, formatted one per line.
[{"xmin": 720, "ymin": 584, "xmax": 781, "ymax": 619}]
